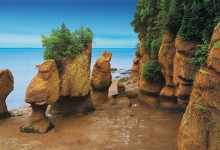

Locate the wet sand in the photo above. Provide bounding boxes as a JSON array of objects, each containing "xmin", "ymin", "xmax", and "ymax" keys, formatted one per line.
[{"xmin": 0, "ymin": 103, "xmax": 183, "ymax": 150}]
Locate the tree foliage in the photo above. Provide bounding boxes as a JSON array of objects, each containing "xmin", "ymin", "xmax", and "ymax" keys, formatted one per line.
[
  {"xmin": 132, "ymin": 0, "xmax": 220, "ymax": 43},
  {"xmin": 193, "ymin": 41, "xmax": 209, "ymax": 70},
  {"xmin": 131, "ymin": 0, "xmax": 220, "ymax": 78},
  {"xmin": 42, "ymin": 23, "xmax": 93, "ymax": 61},
  {"xmin": 142, "ymin": 60, "xmax": 163, "ymax": 82},
  {"xmin": 178, "ymin": 1, "xmax": 208, "ymax": 42}
]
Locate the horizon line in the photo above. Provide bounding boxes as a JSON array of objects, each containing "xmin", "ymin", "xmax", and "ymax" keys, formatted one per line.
[{"xmin": 0, "ymin": 47, "xmax": 136, "ymax": 49}]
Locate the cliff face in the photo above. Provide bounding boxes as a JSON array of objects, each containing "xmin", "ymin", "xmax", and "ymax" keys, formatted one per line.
[
  {"xmin": 137, "ymin": 33, "xmax": 198, "ymax": 110},
  {"xmin": 138, "ymin": 38, "xmax": 163, "ymax": 107},
  {"xmin": 57, "ymin": 43, "xmax": 92, "ymax": 97},
  {"xmin": 178, "ymin": 23, "xmax": 220, "ymax": 150},
  {"xmin": 158, "ymin": 33, "xmax": 177, "ymax": 109},
  {"xmin": 0, "ymin": 69, "xmax": 14, "ymax": 119},
  {"xmin": 173, "ymin": 37, "xmax": 197, "ymax": 110}
]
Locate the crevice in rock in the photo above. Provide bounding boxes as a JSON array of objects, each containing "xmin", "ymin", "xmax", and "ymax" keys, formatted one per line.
[
  {"xmin": 178, "ymin": 76, "xmax": 194, "ymax": 83},
  {"xmin": 177, "ymin": 50, "xmax": 195, "ymax": 57}
]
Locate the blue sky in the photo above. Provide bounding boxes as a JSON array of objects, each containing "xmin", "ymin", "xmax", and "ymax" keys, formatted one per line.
[{"xmin": 0, "ymin": 0, "xmax": 138, "ymax": 48}]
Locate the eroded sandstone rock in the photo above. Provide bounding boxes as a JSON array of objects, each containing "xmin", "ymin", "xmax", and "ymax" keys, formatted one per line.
[
  {"xmin": 158, "ymin": 33, "xmax": 177, "ymax": 110},
  {"xmin": 0, "ymin": 69, "xmax": 14, "ymax": 119},
  {"xmin": 173, "ymin": 37, "xmax": 197, "ymax": 110},
  {"xmin": 51, "ymin": 43, "xmax": 94, "ymax": 114},
  {"xmin": 131, "ymin": 57, "xmax": 140, "ymax": 80},
  {"xmin": 117, "ymin": 97, "xmax": 131, "ymax": 109},
  {"xmin": 25, "ymin": 60, "xmax": 60, "ymax": 105},
  {"xmin": 138, "ymin": 38, "xmax": 163, "ymax": 107},
  {"xmin": 117, "ymin": 81, "xmax": 125, "ymax": 94},
  {"xmin": 138, "ymin": 77, "xmax": 163, "ymax": 107},
  {"xmin": 20, "ymin": 60, "xmax": 59, "ymax": 133},
  {"xmin": 91, "ymin": 50, "xmax": 112, "ymax": 90},
  {"xmin": 178, "ymin": 23, "xmax": 220, "ymax": 150},
  {"xmin": 91, "ymin": 50, "xmax": 112, "ymax": 108},
  {"xmin": 58, "ymin": 43, "xmax": 92, "ymax": 97}
]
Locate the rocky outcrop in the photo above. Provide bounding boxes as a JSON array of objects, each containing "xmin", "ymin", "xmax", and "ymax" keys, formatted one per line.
[
  {"xmin": 0, "ymin": 69, "xmax": 14, "ymax": 119},
  {"xmin": 91, "ymin": 51, "xmax": 112, "ymax": 108},
  {"xmin": 158, "ymin": 33, "xmax": 177, "ymax": 109},
  {"xmin": 131, "ymin": 57, "xmax": 140, "ymax": 80},
  {"xmin": 51, "ymin": 43, "xmax": 94, "ymax": 114},
  {"xmin": 178, "ymin": 23, "xmax": 220, "ymax": 150},
  {"xmin": 20, "ymin": 60, "xmax": 59, "ymax": 133},
  {"xmin": 57, "ymin": 43, "xmax": 92, "ymax": 97},
  {"xmin": 117, "ymin": 81, "xmax": 125, "ymax": 94},
  {"xmin": 117, "ymin": 97, "xmax": 131, "ymax": 109},
  {"xmin": 139, "ymin": 77, "xmax": 163, "ymax": 107},
  {"xmin": 138, "ymin": 38, "xmax": 163, "ymax": 107},
  {"xmin": 173, "ymin": 37, "xmax": 197, "ymax": 110}
]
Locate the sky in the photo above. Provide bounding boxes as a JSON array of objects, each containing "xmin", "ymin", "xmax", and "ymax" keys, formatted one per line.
[{"xmin": 0, "ymin": 0, "xmax": 138, "ymax": 48}]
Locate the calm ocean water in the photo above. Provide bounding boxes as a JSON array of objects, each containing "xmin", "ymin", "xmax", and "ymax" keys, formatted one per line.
[{"xmin": 0, "ymin": 48, "xmax": 136, "ymax": 110}]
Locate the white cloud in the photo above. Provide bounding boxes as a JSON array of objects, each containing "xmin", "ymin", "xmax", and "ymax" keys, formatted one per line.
[
  {"xmin": 0, "ymin": 33, "xmax": 138, "ymax": 48},
  {"xmin": 0, "ymin": 33, "xmax": 42, "ymax": 47},
  {"xmin": 93, "ymin": 37, "xmax": 138, "ymax": 48}
]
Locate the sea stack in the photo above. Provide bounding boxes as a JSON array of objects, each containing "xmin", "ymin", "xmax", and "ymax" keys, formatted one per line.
[
  {"xmin": 20, "ymin": 60, "xmax": 59, "ymax": 133},
  {"xmin": 51, "ymin": 43, "xmax": 94, "ymax": 114},
  {"xmin": 91, "ymin": 50, "xmax": 112, "ymax": 108},
  {"xmin": 0, "ymin": 69, "xmax": 14, "ymax": 119}
]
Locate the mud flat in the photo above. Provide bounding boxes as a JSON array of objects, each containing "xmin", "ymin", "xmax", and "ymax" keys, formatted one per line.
[{"xmin": 0, "ymin": 102, "xmax": 183, "ymax": 150}]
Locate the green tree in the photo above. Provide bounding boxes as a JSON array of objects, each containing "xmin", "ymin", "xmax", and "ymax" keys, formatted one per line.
[
  {"xmin": 178, "ymin": 1, "xmax": 208, "ymax": 42},
  {"xmin": 42, "ymin": 23, "xmax": 93, "ymax": 61},
  {"xmin": 142, "ymin": 60, "xmax": 163, "ymax": 82},
  {"xmin": 193, "ymin": 41, "xmax": 209, "ymax": 70}
]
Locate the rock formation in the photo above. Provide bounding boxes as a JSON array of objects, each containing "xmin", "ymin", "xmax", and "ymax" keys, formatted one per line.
[
  {"xmin": 173, "ymin": 37, "xmax": 197, "ymax": 110},
  {"xmin": 131, "ymin": 57, "xmax": 140, "ymax": 80},
  {"xmin": 178, "ymin": 23, "xmax": 220, "ymax": 150},
  {"xmin": 0, "ymin": 69, "xmax": 14, "ymax": 119},
  {"xmin": 138, "ymin": 38, "xmax": 163, "ymax": 107},
  {"xmin": 158, "ymin": 33, "xmax": 177, "ymax": 110},
  {"xmin": 117, "ymin": 81, "xmax": 125, "ymax": 95},
  {"xmin": 20, "ymin": 60, "xmax": 59, "ymax": 133},
  {"xmin": 57, "ymin": 43, "xmax": 92, "ymax": 97},
  {"xmin": 117, "ymin": 97, "xmax": 131, "ymax": 109},
  {"xmin": 91, "ymin": 50, "xmax": 112, "ymax": 108},
  {"xmin": 51, "ymin": 43, "xmax": 94, "ymax": 114}
]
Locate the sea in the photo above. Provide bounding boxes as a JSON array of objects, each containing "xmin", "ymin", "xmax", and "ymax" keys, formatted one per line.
[{"xmin": 0, "ymin": 48, "xmax": 136, "ymax": 110}]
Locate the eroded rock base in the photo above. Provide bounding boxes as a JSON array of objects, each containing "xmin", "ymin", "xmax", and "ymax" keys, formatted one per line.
[
  {"xmin": 20, "ymin": 104, "xmax": 54, "ymax": 134},
  {"xmin": 91, "ymin": 89, "xmax": 108, "ymax": 109},
  {"xmin": 50, "ymin": 94, "xmax": 94, "ymax": 115}
]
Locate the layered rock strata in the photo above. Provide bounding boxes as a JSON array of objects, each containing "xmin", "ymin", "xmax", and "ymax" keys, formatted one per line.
[
  {"xmin": 178, "ymin": 23, "xmax": 220, "ymax": 150},
  {"xmin": 158, "ymin": 33, "xmax": 177, "ymax": 109},
  {"xmin": 173, "ymin": 37, "xmax": 197, "ymax": 110},
  {"xmin": 138, "ymin": 38, "xmax": 163, "ymax": 107}
]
